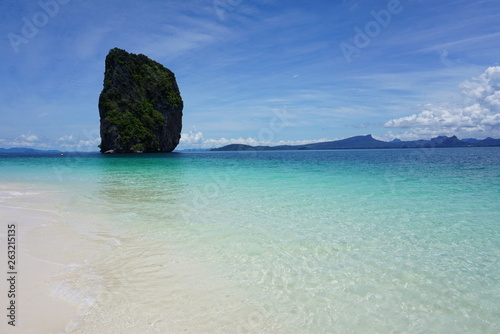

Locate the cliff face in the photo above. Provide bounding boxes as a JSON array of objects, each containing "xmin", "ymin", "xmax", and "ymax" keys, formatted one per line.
[{"xmin": 99, "ymin": 48, "xmax": 183, "ymax": 153}]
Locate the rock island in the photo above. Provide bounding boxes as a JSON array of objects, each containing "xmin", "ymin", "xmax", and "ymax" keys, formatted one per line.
[{"xmin": 99, "ymin": 48, "xmax": 183, "ymax": 153}]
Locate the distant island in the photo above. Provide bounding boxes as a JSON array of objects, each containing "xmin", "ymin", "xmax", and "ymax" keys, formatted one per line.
[
  {"xmin": 0, "ymin": 147, "xmax": 61, "ymax": 154},
  {"xmin": 211, "ymin": 135, "xmax": 500, "ymax": 151},
  {"xmin": 98, "ymin": 48, "xmax": 183, "ymax": 153}
]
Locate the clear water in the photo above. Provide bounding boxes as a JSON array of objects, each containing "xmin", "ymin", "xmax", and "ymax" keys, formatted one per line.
[{"xmin": 1, "ymin": 148, "xmax": 499, "ymax": 333}]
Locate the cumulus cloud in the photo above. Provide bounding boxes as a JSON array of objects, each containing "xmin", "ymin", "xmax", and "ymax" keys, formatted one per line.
[
  {"xmin": 180, "ymin": 130, "xmax": 204, "ymax": 145},
  {"xmin": 385, "ymin": 66, "xmax": 500, "ymax": 139},
  {"xmin": 56, "ymin": 134, "xmax": 100, "ymax": 150},
  {"xmin": 10, "ymin": 133, "xmax": 40, "ymax": 147}
]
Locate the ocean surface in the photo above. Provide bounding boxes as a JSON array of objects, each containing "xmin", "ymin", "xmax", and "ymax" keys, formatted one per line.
[{"xmin": 1, "ymin": 147, "xmax": 499, "ymax": 333}]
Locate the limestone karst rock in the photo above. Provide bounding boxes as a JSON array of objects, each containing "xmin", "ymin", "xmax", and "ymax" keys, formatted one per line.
[{"xmin": 99, "ymin": 48, "xmax": 183, "ymax": 153}]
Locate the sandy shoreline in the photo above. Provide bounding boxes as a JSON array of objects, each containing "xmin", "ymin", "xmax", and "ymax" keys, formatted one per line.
[
  {"xmin": 0, "ymin": 184, "xmax": 89, "ymax": 334},
  {"xmin": 0, "ymin": 183, "xmax": 281, "ymax": 333}
]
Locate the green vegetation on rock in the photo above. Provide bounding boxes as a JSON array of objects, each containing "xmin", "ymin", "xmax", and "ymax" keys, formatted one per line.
[{"xmin": 99, "ymin": 48, "xmax": 183, "ymax": 153}]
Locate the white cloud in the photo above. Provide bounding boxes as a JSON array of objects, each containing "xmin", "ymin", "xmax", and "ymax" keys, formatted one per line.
[
  {"xmin": 56, "ymin": 135, "xmax": 100, "ymax": 151},
  {"xmin": 8, "ymin": 133, "xmax": 40, "ymax": 147},
  {"xmin": 142, "ymin": 30, "xmax": 216, "ymax": 60},
  {"xmin": 384, "ymin": 66, "xmax": 500, "ymax": 139},
  {"xmin": 57, "ymin": 135, "xmax": 74, "ymax": 142},
  {"xmin": 18, "ymin": 134, "xmax": 39, "ymax": 142},
  {"xmin": 177, "ymin": 130, "xmax": 330, "ymax": 149},
  {"xmin": 0, "ymin": 132, "xmax": 100, "ymax": 151},
  {"xmin": 180, "ymin": 130, "xmax": 204, "ymax": 145},
  {"xmin": 413, "ymin": 32, "xmax": 500, "ymax": 55},
  {"xmin": 202, "ymin": 137, "xmax": 331, "ymax": 148}
]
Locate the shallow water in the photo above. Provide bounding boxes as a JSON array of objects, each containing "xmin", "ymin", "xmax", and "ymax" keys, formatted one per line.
[{"xmin": 1, "ymin": 147, "xmax": 499, "ymax": 333}]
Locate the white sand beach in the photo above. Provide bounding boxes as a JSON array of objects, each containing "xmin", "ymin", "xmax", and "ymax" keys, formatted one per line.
[
  {"xmin": 0, "ymin": 183, "xmax": 280, "ymax": 334},
  {"xmin": 0, "ymin": 184, "xmax": 86, "ymax": 333}
]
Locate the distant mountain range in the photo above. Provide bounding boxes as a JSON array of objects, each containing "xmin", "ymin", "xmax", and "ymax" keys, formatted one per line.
[
  {"xmin": 2, "ymin": 135, "xmax": 499, "ymax": 153},
  {"xmin": 212, "ymin": 135, "xmax": 500, "ymax": 151},
  {"xmin": 0, "ymin": 147, "xmax": 61, "ymax": 154}
]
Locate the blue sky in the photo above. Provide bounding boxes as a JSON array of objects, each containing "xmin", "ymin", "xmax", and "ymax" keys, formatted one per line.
[{"xmin": 1, "ymin": 0, "xmax": 499, "ymax": 150}]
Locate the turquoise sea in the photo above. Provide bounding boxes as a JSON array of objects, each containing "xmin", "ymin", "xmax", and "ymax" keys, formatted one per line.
[{"xmin": 1, "ymin": 147, "xmax": 499, "ymax": 333}]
